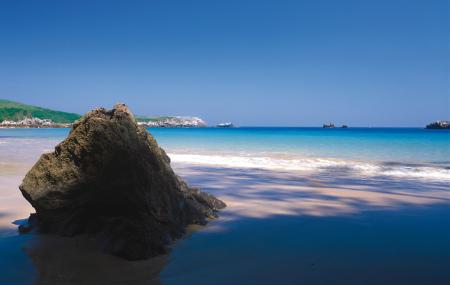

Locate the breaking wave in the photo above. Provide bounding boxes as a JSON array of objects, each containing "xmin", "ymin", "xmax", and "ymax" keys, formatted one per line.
[{"xmin": 169, "ymin": 153, "xmax": 450, "ymax": 182}]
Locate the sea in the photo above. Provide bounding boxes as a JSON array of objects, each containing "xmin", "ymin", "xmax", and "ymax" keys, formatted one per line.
[{"xmin": 1, "ymin": 127, "xmax": 449, "ymax": 182}]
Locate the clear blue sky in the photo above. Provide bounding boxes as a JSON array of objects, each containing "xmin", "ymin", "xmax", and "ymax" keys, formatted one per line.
[{"xmin": 0, "ymin": 0, "xmax": 448, "ymax": 126}]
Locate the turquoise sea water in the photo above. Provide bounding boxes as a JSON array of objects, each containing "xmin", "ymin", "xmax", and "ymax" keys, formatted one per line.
[
  {"xmin": 1, "ymin": 127, "xmax": 448, "ymax": 162},
  {"xmin": 1, "ymin": 127, "xmax": 449, "ymax": 181},
  {"xmin": 150, "ymin": 127, "xmax": 450, "ymax": 163}
]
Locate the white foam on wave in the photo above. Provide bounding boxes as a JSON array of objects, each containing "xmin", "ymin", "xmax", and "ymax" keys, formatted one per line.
[{"xmin": 169, "ymin": 153, "xmax": 450, "ymax": 182}]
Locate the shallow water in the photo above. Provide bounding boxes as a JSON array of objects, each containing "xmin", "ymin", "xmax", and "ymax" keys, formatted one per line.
[
  {"xmin": 150, "ymin": 127, "xmax": 450, "ymax": 163},
  {"xmin": 1, "ymin": 127, "xmax": 449, "ymax": 162},
  {"xmin": 0, "ymin": 128, "xmax": 449, "ymax": 284},
  {"xmin": 1, "ymin": 127, "xmax": 450, "ymax": 182}
]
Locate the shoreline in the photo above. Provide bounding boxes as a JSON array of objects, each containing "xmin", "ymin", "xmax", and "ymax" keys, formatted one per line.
[
  {"xmin": 1, "ymin": 161, "xmax": 449, "ymax": 284},
  {"xmin": 168, "ymin": 153, "xmax": 450, "ymax": 182},
  {"xmin": 3, "ymin": 160, "xmax": 449, "ymax": 233}
]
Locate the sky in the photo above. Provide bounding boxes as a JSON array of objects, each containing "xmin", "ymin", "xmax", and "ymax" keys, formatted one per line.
[{"xmin": 0, "ymin": 0, "xmax": 448, "ymax": 126}]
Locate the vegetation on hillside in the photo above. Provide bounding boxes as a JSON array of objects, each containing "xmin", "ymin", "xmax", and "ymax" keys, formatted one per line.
[{"xmin": 0, "ymin": 99, "xmax": 81, "ymax": 123}]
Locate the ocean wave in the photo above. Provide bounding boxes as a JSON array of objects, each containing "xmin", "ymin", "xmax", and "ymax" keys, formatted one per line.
[{"xmin": 168, "ymin": 153, "xmax": 450, "ymax": 182}]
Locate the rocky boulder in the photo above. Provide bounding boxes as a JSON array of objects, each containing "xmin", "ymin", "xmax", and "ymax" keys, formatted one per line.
[{"xmin": 19, "ymin": 103, "xmax": 225, "ymax": 260}]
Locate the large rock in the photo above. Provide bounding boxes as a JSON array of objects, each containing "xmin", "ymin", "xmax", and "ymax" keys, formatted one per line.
[{"xmin": 19, "ymin": 103, "xmax": 225, "ymax": 260}]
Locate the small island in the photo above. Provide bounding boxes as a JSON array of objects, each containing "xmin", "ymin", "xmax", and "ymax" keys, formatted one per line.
[{"xmin": 426, "ymin": 120, "xmax": 450, "ymax": 129}]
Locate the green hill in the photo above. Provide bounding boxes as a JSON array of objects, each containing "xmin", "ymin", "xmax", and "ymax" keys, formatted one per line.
[{"xmin": 0, "ymin": 99, "xmax": 81, "ymax": 123}]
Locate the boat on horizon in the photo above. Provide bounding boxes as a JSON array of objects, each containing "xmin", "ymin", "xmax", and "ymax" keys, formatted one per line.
[{"xmin": 217, "ymin": 122, "xmax": 234, "ymax": 128}]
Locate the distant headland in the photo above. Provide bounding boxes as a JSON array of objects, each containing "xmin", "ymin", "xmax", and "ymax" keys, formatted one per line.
[
  {"xmin": 0, "ymin": 99, "xmax": 207, "ymax": 128},
  {"xmin": 0, "ymin": 99, "xmax": 80, "ymax": 125}
]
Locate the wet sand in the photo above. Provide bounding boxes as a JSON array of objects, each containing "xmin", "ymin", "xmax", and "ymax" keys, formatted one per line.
[
  {"xmin": 160, "ymin": 164, "xmax": 450, "ymax": 285},
  {"xmin": 0, "ymin": 232, "xmax": 167, "ymax": 285},
  {"xmin": 0, "ymin": 160, "xmax": 449, "ymax": 284}
]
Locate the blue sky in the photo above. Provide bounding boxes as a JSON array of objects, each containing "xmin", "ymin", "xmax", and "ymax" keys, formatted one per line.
[{"xmin": 0, "ymin": 0, "xmax": 448, "ymax": 126}]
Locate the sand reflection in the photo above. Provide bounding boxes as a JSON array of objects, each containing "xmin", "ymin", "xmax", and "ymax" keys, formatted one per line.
[
  {"xmin": 20, "ymin": 234, "xmax": 166, "ymax": 285},
  {"xmin": 174, "ymin": 164, "xmax": 450, "ymax": 221}
]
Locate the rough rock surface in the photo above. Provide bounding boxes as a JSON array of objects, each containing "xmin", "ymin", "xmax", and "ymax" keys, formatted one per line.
[{"xmin": 19, "ymin": 103, "xmax": 225, "ymax": 260}]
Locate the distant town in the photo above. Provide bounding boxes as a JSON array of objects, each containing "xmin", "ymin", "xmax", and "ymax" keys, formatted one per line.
[{"xmin": 137, "ymin": 116, "xmax": 206, "ymax": 128}]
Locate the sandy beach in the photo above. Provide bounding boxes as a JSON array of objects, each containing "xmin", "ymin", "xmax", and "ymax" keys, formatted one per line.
[
  {"xmin": 0, "ymin": 161, "xmax": 34, "ymax": 235},
  {"xmin": 1, "ymin": 153, "xmax": 449, "ymax": 284},
  {"xmin": 161, "ymin": 163, "xmax": 450, "ymax": 285}
]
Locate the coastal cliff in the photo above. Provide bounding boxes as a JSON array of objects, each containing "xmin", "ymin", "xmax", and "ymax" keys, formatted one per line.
[{"xmin": 19, "ymin": 103, "xmax": 225, "ymax": 260}]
